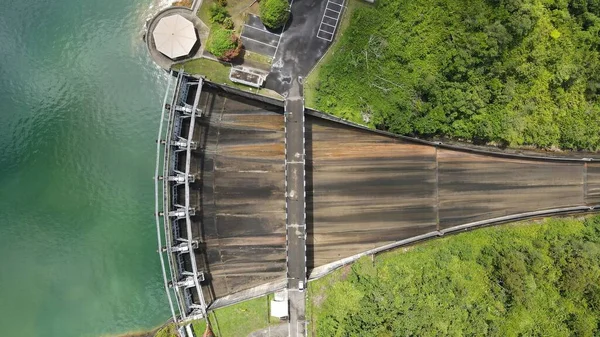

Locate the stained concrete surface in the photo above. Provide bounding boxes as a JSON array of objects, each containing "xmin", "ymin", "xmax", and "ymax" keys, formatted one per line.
[
  {"xmin": 438, "ymin": 150, "xmax": 585, "ymax": 228},
  {"xmin": 306, "ymin": 116, "xmax": 438, "ymax": 268},
  {"xmin": 184, "ymin": 88, "xmax": 597, "ymax": 306},
  {"xmin": 587, "ymin": 163, "xmax": 600, "ymax": 204},
  {"xmin": 189, "ymin": 87, "xmax": 287, "ymax": 303}
]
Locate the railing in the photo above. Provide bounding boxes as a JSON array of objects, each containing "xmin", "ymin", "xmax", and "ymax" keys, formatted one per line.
[
  {"xmin": 163, "ymin": 70, "xmax": 187, "ymax": 318},
  {"xmin": 156, "ymin": 71, "xmax": 208, "ymax": 323},
  {"xmin": 308, "ymin": 205, "xmax": 600, "ymax": 281},
  {"xmin": 154, "ymin": 71, "xmax": 178, "ymax": 323},
  {"xmin": 182, "ymin": 77, "xmax": 208, "ymax": 317}
]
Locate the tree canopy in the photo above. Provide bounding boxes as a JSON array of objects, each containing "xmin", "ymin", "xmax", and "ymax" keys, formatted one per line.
[
  {"xmin": 206, "ymin": 27, "xmax": 241, "ymax": 61},
  {"xmin": 311, "ymin": 0, "xmax": 600, "ymax": 150},
  {"xmin": 259, "ymin": 0, "xmax": 290, "ymax": 29},
  {"xmin": 309, "ymin": 216, "xmax": 600, "ymax": 336}
]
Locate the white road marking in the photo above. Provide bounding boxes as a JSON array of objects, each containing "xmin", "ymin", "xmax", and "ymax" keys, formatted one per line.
[
  {"xmin": 240, "ymin": 36, "xmax": 278, "ymax": 48},
  {"xmin": 243, "ymin": 24, "xmax": 281, "ymax": 36},
  {"xmin": 316, "ymin": 0, "xmax": 345, "ymax": 42}
]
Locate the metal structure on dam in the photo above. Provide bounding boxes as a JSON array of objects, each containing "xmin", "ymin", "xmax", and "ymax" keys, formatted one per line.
[{"xmin": 154, "ymin": 72, "xmax": 600, "ymax": 324}]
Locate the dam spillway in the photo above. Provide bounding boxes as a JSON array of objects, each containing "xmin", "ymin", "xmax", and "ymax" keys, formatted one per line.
[{"xmin": 155, "ymin": 72, "xmax": 600, "ymax": 321}]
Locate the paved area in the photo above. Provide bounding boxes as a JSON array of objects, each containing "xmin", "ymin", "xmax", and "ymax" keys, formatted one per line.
[
  {"xmin": 242, "ymin": 14, "xmax": 282, "ymax": 58},
  {"xmin": 317, "ymin": 0, "xmax": 345, "ymax": 41},
  {"xmin": 284, "ymin": 80, "xmax": 307, "ymax": 337},
  {"xmin": 191, "ymin": 0, "xmax": 202, "ymax": 13},
  {"xmin": 266, "ymin": 0, "xmax": 334, "ymax": 93}
]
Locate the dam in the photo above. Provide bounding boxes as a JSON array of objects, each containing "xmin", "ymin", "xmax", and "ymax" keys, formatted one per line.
[{"xmin": 154, "ymin": 71, "xmax": 600, "ymax": 324}]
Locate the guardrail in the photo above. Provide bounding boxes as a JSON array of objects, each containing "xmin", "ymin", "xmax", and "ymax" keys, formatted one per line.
[
  {"xmin": 182, "ymin": 77, "xmax": 208, "ymax": 318},
  {"xmin": 154, "ymin": 71, "xmax": 179, "ymax": 324},
  {"xmin": 163, "ymin": 71, "xmax": 187, "ymax": 318},
  {"xmin": 304, "ymin": 108, "xmax": 598, "ymax": 163},
  {"xmin": 156, "ymin": 71, "xmax": 208, "ymax": 324}
]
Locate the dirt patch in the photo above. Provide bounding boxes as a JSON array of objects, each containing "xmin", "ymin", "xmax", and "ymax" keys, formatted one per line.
[
  {"xmin": 338, "ymin": 264, "xmax": 352, "ymax": 281},
  {"xmin": 173, "ymin": 0, "xmax": 193, "ymax": 7}
]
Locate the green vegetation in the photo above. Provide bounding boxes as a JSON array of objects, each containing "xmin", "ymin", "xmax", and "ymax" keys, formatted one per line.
[
  {"xmin": 308, "ymin": 0, "xmax": 600, "ymax": 150},
  {"xmin": 154, "ymin": 323, "xmax": 178, "ymax": 337},
  {"xmin": 210, "ymin": 294, "xmax": 279, "ymax": 336},
  {"xmin": 151, "ymin": 295, "xmax": 279, "ymax": 337},
  {"xmin": 180, "ymin": 57, "xmax": 235, "ymax": 83},
  {"xmin": 223, "ymin": 17, "xmax": 234, "ymax": 30},
  {"xmin": 209, "ymin": 4, "xmax": 230, "ymax": 24},
  {"xmin": 243, "ymin": 50, "xmax": 273, "ymax": 65},
  {"xmin": 206, "ymin": 27, "xmax": 242, "ymax": 61},
  {"xmin": 179, "ymin": 58, "xmax": 282, "ymax": 99},
  {"xmin": 259, "ymin": 0, "xmax": 290, "ymax": 29},
  {"xmin": 308, "ymin": 216, "xmax": 600, "ymax": 336},
  {"xmin": 199, "ymin": 0, "xmax": 260, "ymax": 31},
  {"xmin": 305, "ymin": 0, "xmax": 368, "ymax": 106}
]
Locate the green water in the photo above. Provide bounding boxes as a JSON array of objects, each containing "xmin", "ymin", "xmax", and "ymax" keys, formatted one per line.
[{"xmin": 0, "ymin": 0, "xmax": 171, "ymax": 336}]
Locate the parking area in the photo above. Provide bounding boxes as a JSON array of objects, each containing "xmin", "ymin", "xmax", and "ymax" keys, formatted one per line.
[
  {"xmin": 241, "ymin": 14, "xmax": 281, "ymax": 58},
  {"xmin": 316, "ymin": 0, "xmax": 344, "ymax": 42}
]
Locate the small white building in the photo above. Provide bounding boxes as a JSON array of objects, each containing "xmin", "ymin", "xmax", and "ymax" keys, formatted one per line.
[{"xmin": 270, "ymin": 290, "xmax": 289, "ymax": 319}]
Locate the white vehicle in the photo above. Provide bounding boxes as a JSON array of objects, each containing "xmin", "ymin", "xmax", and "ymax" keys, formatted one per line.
[{"xmin": 298, "ymin": 281, "xmax": 305, "ymax": 292}]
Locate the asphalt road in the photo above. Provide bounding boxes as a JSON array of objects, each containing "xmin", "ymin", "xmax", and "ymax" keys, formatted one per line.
[
  {"xmin": 242, "ymin": 14, "xmax": 281, "ymax": 57},
  {"xmin": 284, "ymin": 80, "xmax": 307, "ymax": 337},
  {"xmin": 266, "ymin": 0, "xmax": 333, "ymax": 93}
]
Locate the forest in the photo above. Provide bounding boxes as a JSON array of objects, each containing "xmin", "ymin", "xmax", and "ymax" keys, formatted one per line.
[
  {"xmin": 308, "ymin": 216, "xmax": 600, "ymax": 336},
  {"xmin": 310, "ymin": 0, "xmax": 600, "ymax": 150}
]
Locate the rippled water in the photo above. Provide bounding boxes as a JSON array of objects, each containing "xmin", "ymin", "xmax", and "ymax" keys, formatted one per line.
[{"xmin": 0, "ymin": 0, "xmax": 172, "ymax": 336}]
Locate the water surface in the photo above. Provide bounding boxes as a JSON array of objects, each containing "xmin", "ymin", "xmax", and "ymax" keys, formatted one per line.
[{"xmin": 0, "ymin": 0, "xmax": 171, "ymax": 335}]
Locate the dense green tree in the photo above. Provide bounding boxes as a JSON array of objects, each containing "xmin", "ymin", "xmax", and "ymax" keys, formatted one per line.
[
  {"xmin": 309, "ymin": 216, "xmax": 600, "ymax": 336},
  {"xmin": 206, "ymin": 27, "xmax": 241, "ymax": 61},
  {"xmin": 310, "ymin": 0, "xmax": 600, "ymax": 150},
  {"xmin": 259, "ymin": 0, "xmax": 290, "ymax": 29},
  {"xmin": 209, "ymin": 4, "xmax": 229, "ymax": 24}
]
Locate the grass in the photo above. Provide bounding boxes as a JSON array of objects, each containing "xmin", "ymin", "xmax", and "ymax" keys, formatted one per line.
[
  {"xmin": 150, "ymin": 293, "xmax": 281, "ymax": 337},
  {"xmin": 209, "ymin": 295, "xmax": 277, "ymax": 336},
  {"xmin": 178, "ymin": 57, "xmax": 282, "ymax": 99},
  {"xmin": 178, "ymin": 57, "xmax": 245, "ymax": 88},
  {"xmin": 304, "ymin": 0, "xmax": 369, "ymax": 109},
  {"xmin": 197, "ymin": 0, "xmax": 214, "ymax": 26},
  {"xmin": 243, "ymin": 50, "xmax": 272, "ymax": 66},
  {"xmin": 154, "ymin": 323, "xmax": 178, "ymax": 337}
]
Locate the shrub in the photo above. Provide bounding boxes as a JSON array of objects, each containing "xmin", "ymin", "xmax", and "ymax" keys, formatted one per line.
[
  {"xmin": 223, "ymin": 17, "xmax": 234, "ymax": 29},
  {"xmin": 217, "ymin": 0, "xmax": 227, "ymax": 6},
  {"xmin": 209, "ymin": 4, "xmax": 230, "ymax": 24},
  {"xmin": 206, "ymin": 27, "xmax": 242, "ymax": 61},
  {"xmin": 259, "ymin": 0, "xmax": 290, "ymax": 29}
]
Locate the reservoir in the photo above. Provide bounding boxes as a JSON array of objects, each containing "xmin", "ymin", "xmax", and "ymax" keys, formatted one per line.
[{"xmin": 0, "ymin": 0, "xmax": 170, "ymax": 335}]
